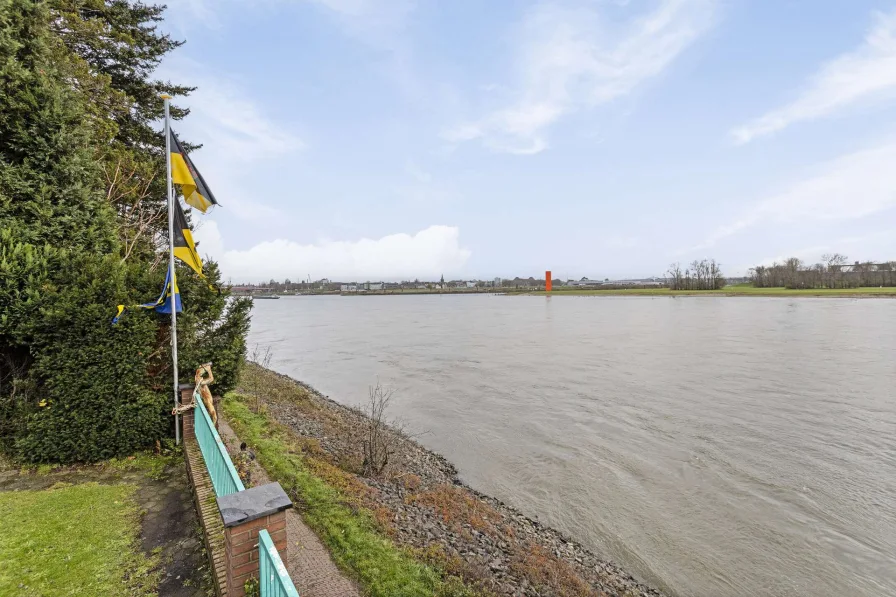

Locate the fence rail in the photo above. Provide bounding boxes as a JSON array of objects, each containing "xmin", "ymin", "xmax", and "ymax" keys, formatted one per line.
[
  {"xmin": 187, "ymin": 387, "xmax": 298, "ymax": 595},
  {"xmin": 193, "ymin": 395, "xmax": 244, "ymax": 496},
  {"xmin": 259, "ymin": 529, "xmax": 300, "ymax": 597}
]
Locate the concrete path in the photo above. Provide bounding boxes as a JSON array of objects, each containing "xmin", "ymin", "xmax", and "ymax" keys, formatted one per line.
[
  {"xmin": 138, "ymin": 459, "xmax": 213, "ymax": 597},
  {"xmin": 217, "ymin": 417, "xmax": 362, "ymax": 597}
]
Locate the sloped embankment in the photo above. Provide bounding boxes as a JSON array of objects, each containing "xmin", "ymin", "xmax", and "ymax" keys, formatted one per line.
[{"xmin": 227, "ymin": 363, "xmax": 664, "ymax": 597}]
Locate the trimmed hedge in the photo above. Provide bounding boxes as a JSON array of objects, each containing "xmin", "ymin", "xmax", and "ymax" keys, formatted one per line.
[{"xmin": 0, "ymin": 0, "xmax": 251, "ymax": 462}]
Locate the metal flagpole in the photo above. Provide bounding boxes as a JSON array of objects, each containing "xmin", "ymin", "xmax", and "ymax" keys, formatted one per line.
[{"xmin": 162, "ymin": 94, "xmax": 180, "ymax": 445}]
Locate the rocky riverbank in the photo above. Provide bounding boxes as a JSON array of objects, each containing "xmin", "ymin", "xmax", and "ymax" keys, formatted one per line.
[{"xmin": 235, "ymin": 364, "xmax": 665, "ymax": 597}]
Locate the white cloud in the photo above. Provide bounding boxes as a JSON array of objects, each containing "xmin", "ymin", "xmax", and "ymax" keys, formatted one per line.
[
  {"xmin": 158, "ymin": 57, "xmax": 303, "ymax": 219},
  {"xmin": 308, "ymin": 0, "xmax": 414, "ymax": 27},
  {"xmin": 404, "ymin": 160, "xmax": 432, "ymax": 183},
  {"xmin": 749, "ymin": 246, "xmax": 831, "ymax": 269},
  {"xmin": 164, "ymin": 0, "xmax": 223, "ymax": 31},
  {"xmin": 732, "ymin": 230, "xmax": 896, "ymax": 275},
  {"xmin": 194, "ymin": 223, "xmax": 472, "ymax": 282},
  {"xmin": 691, "ymin": 140, "xmax": 896, "ymax": 251},
  {"xmin": 314, "ymin": 0, "xmax": 424, "ymax": 101},
  {"xmin": 170, "ymin": 0, "xmax": 414, "ymax": 49},
  {"xmin": 731, "ymin": 9, "xmax": 896, "ymax": 144},
  {"xmin": 172, "ymin": 67, "xmax": 303, "ymax": 161},
  {"xmin": 602, "ymin": 234, "xmax": 641, "ymax": 249},
  {"xmin": 444, "ymin": 0, "xmax": 715, "ymax": 154}
]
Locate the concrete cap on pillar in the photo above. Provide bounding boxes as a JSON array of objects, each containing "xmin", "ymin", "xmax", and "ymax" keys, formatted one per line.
[{"xmin": 217, "ymin": 482, "xmax": 293, "ymax": 528}]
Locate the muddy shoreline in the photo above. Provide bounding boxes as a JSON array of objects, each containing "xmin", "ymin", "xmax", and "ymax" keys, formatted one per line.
[{"xmin": 240, "ymin": 364, "xmax": 665, "ymax": 597}]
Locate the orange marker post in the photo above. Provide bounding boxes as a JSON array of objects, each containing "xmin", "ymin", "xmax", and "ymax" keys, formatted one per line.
[{"xmin": 545, "ymin": 270, "xmax": 552, "ymax": 292}]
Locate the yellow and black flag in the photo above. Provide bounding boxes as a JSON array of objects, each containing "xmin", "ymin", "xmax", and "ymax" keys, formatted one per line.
[
  {"xmin": 170, "ymin": 130, "xmax": 218, "ymax": 213},
  {"xmin": 173, "ymin": 199, "xmax": 205, "ymax": 278}
]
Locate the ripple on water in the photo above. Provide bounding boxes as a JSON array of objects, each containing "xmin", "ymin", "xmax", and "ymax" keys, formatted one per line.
[{"xmin": 248, "ymin": 295, "xmax": 896, "ymax": 597}]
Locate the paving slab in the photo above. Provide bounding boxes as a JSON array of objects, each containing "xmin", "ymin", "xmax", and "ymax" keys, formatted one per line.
[{"xmin": 217, "ymin": 417, "xmax": 362, "ymax": 597}]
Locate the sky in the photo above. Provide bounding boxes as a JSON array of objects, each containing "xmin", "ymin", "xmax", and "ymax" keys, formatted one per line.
[{"xmin": 161, "ymin": 0, "xmax": 896, "ymax": 282}]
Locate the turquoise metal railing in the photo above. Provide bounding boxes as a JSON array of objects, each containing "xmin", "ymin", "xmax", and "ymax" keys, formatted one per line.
[
  {"xmin": 193, "ymin": 395, "xmax": 245, "ymax": 496},
  {"xmin": 259, "ymin": 529, "xmax": 300, "ymax": 597}
]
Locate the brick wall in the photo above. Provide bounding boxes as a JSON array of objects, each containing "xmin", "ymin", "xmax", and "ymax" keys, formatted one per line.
[
  {"xmin": 179, "ymin": 382, "xmax": 293, "ymax": 597},
  {"xmin": 224, "ymin": 511, "xmax": 288, "ymax": 597},
  {"xmin": 179, "ymin": 384, "xmax": 195, "ymax": 441},
  {"xmin": 183, "ymin": 433, "xmax": 228, "ymax": 596}
]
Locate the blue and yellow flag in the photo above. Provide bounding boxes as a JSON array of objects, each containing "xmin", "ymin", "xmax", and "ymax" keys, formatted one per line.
[
  {"xmin": 170, "ymin": 130, "xmax": 218, "ymax": 213},
  {"xmin": 113, "ymin": 265, "xmax": 182, "ymax": 324}
]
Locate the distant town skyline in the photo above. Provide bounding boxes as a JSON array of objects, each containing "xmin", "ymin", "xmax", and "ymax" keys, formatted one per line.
[
  {"xmin": 226, "ymin": 274, "xmax": 752, "ymax": 288},
  {"xmin": 163, "ymin": 1, "xmax": 896, "ymax": 282}
]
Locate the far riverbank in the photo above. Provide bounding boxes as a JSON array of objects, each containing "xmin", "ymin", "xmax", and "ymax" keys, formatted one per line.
[
  {"xmin": 237, "ymin": 286, "xmax": 896, "ymax": 299},
  {"xmin": 519, "ymin": 286, "xmax": 896, "ymax": 297}
]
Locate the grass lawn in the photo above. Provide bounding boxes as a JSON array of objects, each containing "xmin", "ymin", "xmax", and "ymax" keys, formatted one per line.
[
  {"xmin": 0, "ymin": 482, "xmax": 157, "ymax": 596},
  {"xmin": 521, "ymin": 286, "xmax": 896, "ymax": 297},
  {"xmin": 222, "ymin": 395, "xmax": 477, "ymax": 597}
]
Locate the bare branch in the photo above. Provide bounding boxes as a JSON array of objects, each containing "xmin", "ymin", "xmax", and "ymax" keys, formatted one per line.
[{"xmin": 361, "ymin": 381, "xmax": 397, "ymax": 477}]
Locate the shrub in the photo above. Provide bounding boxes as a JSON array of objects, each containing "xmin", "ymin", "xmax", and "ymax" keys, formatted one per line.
[
  {"xmin": 0, "ymin": 0, "xmax": 251, "ymax": 462},
  {"xmin": 0, "ymin": 0, "xmax": 162, "ymax": 461}
]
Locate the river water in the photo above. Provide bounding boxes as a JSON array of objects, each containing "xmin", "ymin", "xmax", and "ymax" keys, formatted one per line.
[{"xmin": 246, "ymin": 295, "xmax": 896, "ymax": 597}]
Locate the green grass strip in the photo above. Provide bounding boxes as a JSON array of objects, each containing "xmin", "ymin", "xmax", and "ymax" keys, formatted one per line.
[
  {"xmin": 223, "ymin": 395, "xmax": 475, "ymax": 597},
  {"xmin": 0, "ymin": 482, "xmax": 157, "ymax": 596}
]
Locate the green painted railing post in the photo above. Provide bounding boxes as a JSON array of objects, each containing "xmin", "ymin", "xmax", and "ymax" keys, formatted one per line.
[
  {"xmin": 259, "ymin": 529, "xmax": 300, "ymax": 597},
  {"xmin": 193, "ymin": 396, "xmax": 244, "ymax": 496},
  {"xmin": 183, "ymin": 387, "xmax": 299, "ymax": 596}
]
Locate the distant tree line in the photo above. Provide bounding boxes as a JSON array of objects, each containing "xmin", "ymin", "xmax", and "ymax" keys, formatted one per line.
[
  {"xmin": 751, "ymin": 254, "xmax": 896, "ymax": 289},
  {"xmin": 666, "ymin": 260, "xmax": 726, "ymax": 290}
]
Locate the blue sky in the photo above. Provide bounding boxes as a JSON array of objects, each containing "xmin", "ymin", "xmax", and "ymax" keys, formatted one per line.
[{"xmin": 162, "ymin": 0, "xmax": 896, "ymax": 282}]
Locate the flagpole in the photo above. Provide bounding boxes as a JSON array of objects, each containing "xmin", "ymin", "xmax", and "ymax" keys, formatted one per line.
[{"xmin": 162, "ymin": 94, "xmax": 180, "ymax": 445}]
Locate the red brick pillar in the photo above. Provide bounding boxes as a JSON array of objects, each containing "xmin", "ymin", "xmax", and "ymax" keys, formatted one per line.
[
  {"xmin": 224, "ymin": 510, "xmax": 287, "ymax": 596},
  {"xmin": 218, "ymin": 483, "xmax": 292, "ymax": 597},
  {"xmin": 179, "ymin": 383, "xmax": 195, "ymax": 441}
]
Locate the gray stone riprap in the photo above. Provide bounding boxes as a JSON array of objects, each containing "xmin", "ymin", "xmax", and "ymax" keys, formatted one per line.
[{"xmin": 257, "ymin": 368, "xmax": 666, "ymax": 597}]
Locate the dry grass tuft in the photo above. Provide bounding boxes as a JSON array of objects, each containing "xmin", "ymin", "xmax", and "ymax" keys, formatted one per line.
[
  {"xmin": 510, "ymin": 543, "xmax": 605, "ymax": 597},
  {"xmin": 338, "ymin": 453, "xmax": 364, "ymax": 475},
  {"xmin": 291, "ymin": 437, "xmax": 325, "ymax": 457},
  {"xmin": 414, "ymin": 544, "xmax": 496, "ymax": 596},
  {"xmin": 371, "ymin": 505, "xmax": 396, "ymax": 534},
  {"xmin": 239, "ymin": 361, "xmax": 317, "ymax": 408},
  {"xmin": 407, "ymin": 484, "xmax": 503, "ymax": 538},
  {"xmin": 392, "ymin": 472, "xmax": 422, "ymax": 490},
  {"xmin": 303, "ymin": 453, "xmax": 375, "ymax": 505}
]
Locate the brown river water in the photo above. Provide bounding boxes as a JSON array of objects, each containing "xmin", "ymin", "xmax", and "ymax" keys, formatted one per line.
[{"xmin": 246, "ymin": 295, "xmax": 896, "ymax": 597}]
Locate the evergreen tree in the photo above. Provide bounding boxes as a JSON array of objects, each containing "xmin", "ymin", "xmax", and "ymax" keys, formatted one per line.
[
  {"xmin": 0, "ymin": 0, "xmax": 251, "ymax": 462},
  {"xmin": 51, "ymin": 0, "xmax": 194, "ymax": 149},
  {"xmin": 50, "ymin": 0, "xmax": 196, "ymax": 261},
  {"xmin": 0, "ymin": 0, "xmax": 114, "ymax": 249},
  {"xmin": 48, "ymin": 0, "xmax": 252, "ymax": 401},
  {"xmin": 0, "ymin": 0, "xmax": 159, "ymax": 460}
]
